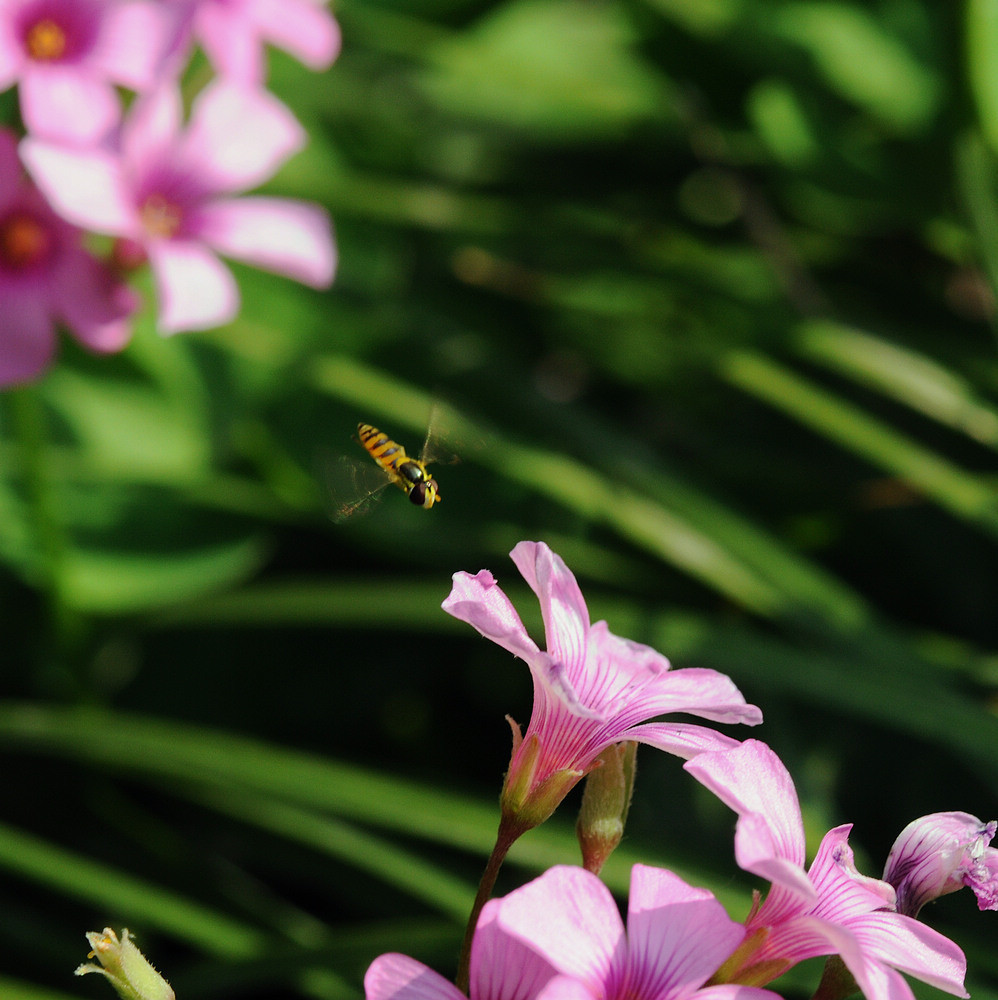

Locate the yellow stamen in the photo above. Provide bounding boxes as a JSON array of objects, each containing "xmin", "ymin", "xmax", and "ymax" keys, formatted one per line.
[
  {"xmin": 0, "ymin": 213, "xmax": 51, "ymax": 269},
  {"xmin": 140, "ymin": 194, "xmax": 183, "ymax": 239},
  {"xmin": 26, "ymin": 18, "xmax": 67, "ymax": 61}
]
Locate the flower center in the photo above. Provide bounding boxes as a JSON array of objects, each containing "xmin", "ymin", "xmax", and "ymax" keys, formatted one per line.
[
  {"xmin": 139, "ymin": 194, "xmax": 183, "ymax": 239},
  {"xmin": 0, "ymin": 212, "xmax": 53, "ymax": 271},
  {"xmin": 25, "ymin": 17, "xmax": 67, "ymax": 61}
]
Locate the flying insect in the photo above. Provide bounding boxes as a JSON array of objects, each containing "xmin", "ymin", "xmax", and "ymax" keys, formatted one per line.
[{"xmin": 329, "ymin": 419, "xmax": 448, "ymax": 521}]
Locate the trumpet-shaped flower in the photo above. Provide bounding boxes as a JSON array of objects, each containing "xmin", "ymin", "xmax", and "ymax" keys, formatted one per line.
[
  {"xmin": 21, "ymin": 78, "xmax": 335, "ymax": 333},
  {"xmin": 365, "ymin": 865, "xmax": 781, "ymax": 1000},
  {"xmin": 443, "ymin": 541, "xmax": 762, "ymax": 832},
  {"xmin": 883, "ymin": 812, "xmax": 998, "ymax": 917},
  {"xmin": 0, "ymin": 0, "xmax": 175, "ymax": 141},
  {"xmin": 684, "ymin": 740, "xmax": 968, "ymax": 1000},
  {"xmin": 163, "ymin": 0, "xmax": 340, "ymax": 84},
  {"xmin": 0, "ymin": 127, "xmax": 136, "ymax": 385}
]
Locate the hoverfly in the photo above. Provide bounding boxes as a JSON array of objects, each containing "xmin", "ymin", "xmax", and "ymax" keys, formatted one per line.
[{"xmin": 329, "ymin": 416, "xmax": 452, "ymax": 521}]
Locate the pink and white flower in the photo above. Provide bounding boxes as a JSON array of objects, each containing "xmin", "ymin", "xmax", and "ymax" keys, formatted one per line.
[
  {"xmin": 443, "ymin": 541, "xmax": 762, "ymax": 832},
  {"xmin": 366, "ymin": 865, "xmax": 781, "ymax": 1000},
  {"xmin": 0, "ymin": 0, "xmax": 175, "ymax": 142},
  {"xmin": 884, "ymin": 811, "xmax": 998, "ymax": 916},
  {"xmin": 684, "ymin": 740, "xmax": 968, "ymax": 1000},
  {"xmin": 162, "ymin": 0, "xmax": 340, "ymax": 85},
  {"xmin": 21, "ymin": 78, "xmax": 335, "ymax": 333},
  {"xmin": 0, "ymin": 127, "xmax": 137, "ymax": 385}
]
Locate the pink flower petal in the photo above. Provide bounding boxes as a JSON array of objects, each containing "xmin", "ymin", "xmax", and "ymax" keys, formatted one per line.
[
  {"xmin": 121, "ymin": 84, "xmax": 183, "ymax": 174},
  {"xmin": 0, "ymin": 16, "xmax": 23, "ymax": 89},
  {"xmin": 364, "ymin": 953, "xmax": 464, "ymax": 1000},
  {"xmin": 510, "ymin": 541, "xmax": 590, "ymax": 672},
  {"xmin": 535, "ymin": 976, "xmax": 599, "ymax": 1000},
  {"xmin": 684, "ymin": 741, "xmax": 807, "ymax": 870},
  {"xmin": 471, "ymin": 902, "xmax": 562, "ymax": 1000},
  {"xmin": 847, "ymin": 913, "xmax": 969, "ymax": 998},
  {"xmin": 92, "ymin": 0, "xmax": 175, "ymax": 89},
  {"xmin": 0, "ymin": 287, "xmax": 56, "ymax": 386},
  {"xmin": 0, "ymin": 128, "xmax": 22, "ymax": 208},
  {"xmin": 197, "ymin": 196, "xmax": 334, "ymax": 287},
  {"xmin": 442, "ymin": 568, "xmax": 541, "ymax": 664},
  {"xmin": 182, "ymin": 79, "xmax": 305, "ymax": 191},
  {"xmin": 54, "ymin": 247, "xmax": 138, "ymax": 352},
  {"xmin": 627, "ymin": 722, "xmax": 741, "ymax": 758},
  {"xmin": 626, "ymin": 865, "xmax": 746, "ymax": 994},
  {"xmin": 252, "ymin": 0, "xmax": 341, "ymax": 71},
  {"xmin": 808, "ymin": 825, "xmax": 896, "ymax": 923},
  {"xmin": 19, "ymin": 139, "xmax": 136, "ymax": 235},
  {"xmin": 492, "ymin": 866, "xmax": 621, "ymax": 987},
  {"xmin": 148, "ymin": 239, "xmax": 239, "ymax": 333},
  {"xmin": 197, "ymin": 2, "xmax": 264, "ymax": 83},
  {"xmin": 19, "ymin": 64, "xmax": 120, "ymax": 142},
  {"xmin": 734, "ymin": 811, "xmax": 818, "ymax": 912}
]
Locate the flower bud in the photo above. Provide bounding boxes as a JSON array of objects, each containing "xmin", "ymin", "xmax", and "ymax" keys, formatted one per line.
[
  {"xmin": 576, "ymin": 742, "xmax": 637, "ymax": 874},
  {"xmin": 75, "ymin": 928, "xmax": 175, "ymax": 1000},
  {"xmin": 883, "ymin": 811, "xmax": 998, "ymax": 916}
]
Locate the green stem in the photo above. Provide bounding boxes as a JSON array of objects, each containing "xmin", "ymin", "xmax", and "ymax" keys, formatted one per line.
[
  {"xmin": 455, "ymin": 819, "xmax": 521, "ymax": 994},
  {"xmin": 811, "ymin": 956, "xmax": 859, "ymax": 1000}
]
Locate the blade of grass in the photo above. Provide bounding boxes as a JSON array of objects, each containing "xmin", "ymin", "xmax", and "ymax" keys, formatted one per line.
[
  {"xmin": 0, "ymin": 818, "xmax": 264, "ymax": 957},
  {"xmin": 722, "ymin": 350, "xmax": 998, "ymax": 534}
]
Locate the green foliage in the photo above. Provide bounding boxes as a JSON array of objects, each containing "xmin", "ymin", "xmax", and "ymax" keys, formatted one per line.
[{"xmin": 4, "ymin": 1, "xmax": 998, "ymax": 999}]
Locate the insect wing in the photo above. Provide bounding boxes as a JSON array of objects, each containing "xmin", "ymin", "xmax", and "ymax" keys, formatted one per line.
[
  {"xmin": 418, "ymin": 403, "xmax": 461, "ymax": 468},
  {"xmin": 324, "ymin": 453, "xmax": 393, "ymax": 522}
]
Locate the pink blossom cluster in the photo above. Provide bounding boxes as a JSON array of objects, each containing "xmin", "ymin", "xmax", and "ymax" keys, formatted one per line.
[
  {"xmin": 0, "ymin": 0, "xmax": 339, "ymax": 385},
  {"xmin": 367, "ymin": 542, "xmax": 998, "ymax": 1000}
]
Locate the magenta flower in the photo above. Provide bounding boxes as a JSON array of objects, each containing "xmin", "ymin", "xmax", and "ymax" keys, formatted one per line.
[
  {"xmin": 684, "ymin": 740, "xmax": 968, "ymax": 1000},
  {"xmin": 884, "ymin": 812, "xmax": 998, "ymax": 917},
  {"xmin": 0, "ymin": 0, "xmax": 175, "ymax": 141},
  {"xmin": 366, "ymin": 865, "xmax": 780, "ymax": 1000},
  {"xmin": 21, "ymin": 78, "xmax": 335, "ymax": 333},
  {"xmin": 163, "ymin": 0, "xmax": 340, "ymax": 84},
  {"xmin": 0, "ymin": 127, "xmax": 137, "ymax": 385},
  {"xmin": 443, "ymin": 541, "xmax": 762, "ymax": 832},
  {"xmin": 490, "ymin": 866, "xmax": 780, "ymax": 1000}
]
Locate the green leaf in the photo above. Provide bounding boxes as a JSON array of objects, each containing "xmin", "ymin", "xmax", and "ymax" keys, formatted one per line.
[
  {"xmin": 775, "ymin": 2, "xmax": 939, "ymax": 132},
  {"xmin": 967, "ymin": 0, "xmax": 998, "ymax": 155},
  {"xmin": 60, "ymin": 536, "xmax": 265, "ymax": 613},
  {"xmin": 422, "ymin": 0, "xmax": 669, "ymax": 137}
]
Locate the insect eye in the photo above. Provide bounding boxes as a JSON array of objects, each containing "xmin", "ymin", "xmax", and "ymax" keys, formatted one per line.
[{"xmin": 408, "ymin": 482, "xmax": 427, "ymax": 505}]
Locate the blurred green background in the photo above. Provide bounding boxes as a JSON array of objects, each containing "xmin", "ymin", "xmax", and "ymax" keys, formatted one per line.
[{"xmin": 4, "ymin": 0, "xmax": 998, "ymax": 998}]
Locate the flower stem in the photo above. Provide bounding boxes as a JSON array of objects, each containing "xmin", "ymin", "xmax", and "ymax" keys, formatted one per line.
[
  {"xmin": 455, "ymin": 819, "xmax": 520, "ymax": 994},
  {"xmin": 811, "ymin": 956, "xmax": 858, "ymax": 1000}
]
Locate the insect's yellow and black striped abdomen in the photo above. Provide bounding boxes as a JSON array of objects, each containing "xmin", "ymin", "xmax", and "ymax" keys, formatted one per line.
[
  {"xmin": 356, "ymin": 423, "xmax": 441, "ymax": 509},
  {"xmin": 357, "ymin": 423, "xmax": 409, "ymax": 473}
]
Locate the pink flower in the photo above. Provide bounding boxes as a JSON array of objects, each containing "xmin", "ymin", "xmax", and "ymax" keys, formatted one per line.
[
  {"xmin": 21, "ymin": 78, "xmax": 335, "ymax": 333},
  {"xmin": 0, "ymin": 127, "xmax": 137, "ymax": 385},
  {"xmin": 684, "ymin": 740, "xmax": 968, "ymax": 1000},
  {"xmin": 884, "ymin": 812, "xmax": 998, "ymax": 916},
  {"xmin": 493, "ymin": 866, "xmax": 780, "ymax": 1000},
  {"xmin": 366, "ymin": 865, "xmax": 781, "ymax": 1000},
  {"xmin": 163, "ymin": 0, "xmax": 340, "ymax": 84},
  {"xmin": 0, "ymin": 0, "xmax": 175, "ymax": 141},
  {"xmin": 443, "ymin": 541, "xmax": 761, "ymax": 832}
]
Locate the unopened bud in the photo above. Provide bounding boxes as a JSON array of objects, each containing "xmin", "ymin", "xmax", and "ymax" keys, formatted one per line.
[{"xmin": 576, "ymin": 742, "xmax": 637, "ymax": 874}]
